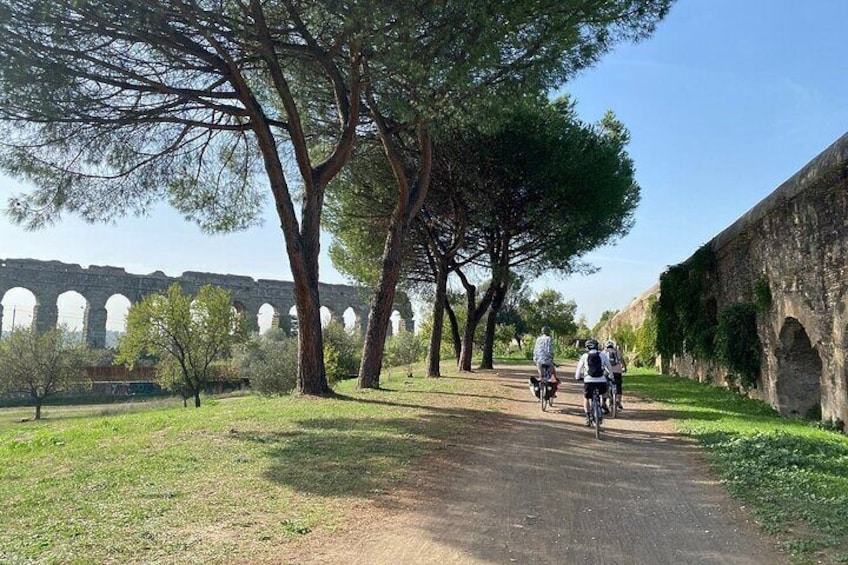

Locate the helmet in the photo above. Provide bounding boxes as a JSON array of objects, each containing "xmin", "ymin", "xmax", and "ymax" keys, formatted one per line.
[
  {"xmin": 541, "ymin": 326, "xmax": 550, "ymax": 335},
  {"xmin": 605, "ymin": 340, "xmax": 614, "ymax": 348},
  {"xmin": 585, "ymin": 339, "xmax": 599, "ymax": 350}
]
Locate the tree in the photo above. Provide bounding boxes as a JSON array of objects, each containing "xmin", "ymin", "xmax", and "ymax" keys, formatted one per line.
[
  {"xmin": 496, "ymin": 277, "xmax": 531, "ymax": 350},
  {"xmin": 116, "ymin": 283, "xmax": 247, "ymax": 408},
  {"xmin": 0, "ymin": 327, "xmax": 88, "ymax": 420},
  {"xmin": 341, "ymin": 1, "xmax": 675, "ymax": 388},
  {"xmin": 0, "ymin": 1, "xmax": 673, "ymax": 393},
  {"xmin": 522, "ymin": 290, "xmax": 579, "ymax": 342},
  {"xmin": 593, "ymin": 310, "xmax": 620, "ymax": 335},
  {"xmin": 451, "ymin": 99, "xmax": 641, "ymax": 370}
]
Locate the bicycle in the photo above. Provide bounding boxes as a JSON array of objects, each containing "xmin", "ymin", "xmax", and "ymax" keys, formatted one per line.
[
  {"xmin": 589, "ymin": 386, "xmax": 604, "ymax": 439},
  {"xmin": 534, "ymin": 364, "xmax": 558, "ymax": 412}
]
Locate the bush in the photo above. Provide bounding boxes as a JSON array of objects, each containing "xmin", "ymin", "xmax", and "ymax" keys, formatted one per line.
[
  {"xmin": 322, "ymin": 321, "xmax": 362, "ymax": 383},
  {"xmin": 233, "ymin": 328, "xmax": 298, "ymax": 396},
  {"xmin": 384, "ymin": 331, "xmax": 425, "ymax": 372},
  {"xmin": 557, "ymin": 344, "xmax": 581, "ymax": 360}
]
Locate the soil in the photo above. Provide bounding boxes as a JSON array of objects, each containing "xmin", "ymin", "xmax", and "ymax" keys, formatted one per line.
[{"xmin": 286, "ymin": 363, "xmax": 789, "ymax": 565}]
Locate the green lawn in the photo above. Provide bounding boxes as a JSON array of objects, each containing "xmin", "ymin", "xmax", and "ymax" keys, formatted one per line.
[
  {"xmin": 4, "ymin": 364, "xmax": 847, "ymax": 565},
  {"xmin": 0, "ymin": 368, "xmax": 503, "ymax": 565},
  {"xmin": 628, "ymin": 369, "xmax": 848, "ymax": 565}
]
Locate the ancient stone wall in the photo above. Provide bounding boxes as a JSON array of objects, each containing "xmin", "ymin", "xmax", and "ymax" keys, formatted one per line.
[
  {"xmin": 604, "ymin": 132, "xmax": 848, "ymax": 424},
  {"xmin": 0, "ymin": 259, "xmax": 414, "ymax": 347}
]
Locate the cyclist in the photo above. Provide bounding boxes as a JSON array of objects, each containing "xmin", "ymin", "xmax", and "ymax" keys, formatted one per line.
[
  {"xmin": 532, "ymin": 326, "xmax": 559, "ymax": 397},
  {"xmin": 605, "ymin": 340, "xmax": 627, "ymax": 411},
  {"xmin": 574, "ymin": 338, "xmax": 614, "ymax": 426}
]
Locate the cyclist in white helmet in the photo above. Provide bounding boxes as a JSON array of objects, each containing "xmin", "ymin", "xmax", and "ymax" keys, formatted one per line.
[
  {"xmin": 605, "ymin": 340, "xmax": 627, "ymax": 410},
  {"xmin": 574, "ymin": 339, "xmax": 614, "ymax": 426}
]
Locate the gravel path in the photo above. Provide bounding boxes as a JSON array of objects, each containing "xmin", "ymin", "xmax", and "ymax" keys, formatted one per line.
[{"xmin": 294, "ymin": 364, "xmax": 788, "ymax": 565}]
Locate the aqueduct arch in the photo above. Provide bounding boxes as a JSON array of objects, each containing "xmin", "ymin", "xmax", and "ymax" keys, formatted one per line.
[
  {"xmin": 0, "ymin": 258, "xmax": 413, "ymax": 348},
  {"xmin": 776, "ymin": 317, "xmax": 823, "ymax": 419},
  {"xmin": 599, "ymin": 131, "xmax": 848, "ymax": 424}
]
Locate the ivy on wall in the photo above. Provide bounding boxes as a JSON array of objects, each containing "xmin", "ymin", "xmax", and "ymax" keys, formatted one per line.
[
  {"xmin": 656, "ymin": 243, "xmax": 764, "ymax": 388},
  {"xmin": 715, "ymin": 303, "xmax": 760, "ymax": 389},
  {"xmin": 656, "ymin": 244, "xmax": 717, "ymax": 360},
  {"xmin": 754, "ymin": 277, "xmax": 772, "ymax": 312}
]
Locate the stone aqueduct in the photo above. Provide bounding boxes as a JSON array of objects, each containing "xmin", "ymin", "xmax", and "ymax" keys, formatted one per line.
[
  {"xmin": 604, "ymin": 132, "xmax": 848, "ymax": 425},
  {"xmin": 0, "ymin": 259, "xmax": 414, "ymax": 348}
]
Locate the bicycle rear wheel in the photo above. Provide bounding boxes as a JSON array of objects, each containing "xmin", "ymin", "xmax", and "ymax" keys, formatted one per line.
[
  {"xmin": 609, "ymin": 384, "xmax": 617, "ymax": 418},
  {"xmin": 593, "ymin": 393, "xmax": 602, "ymax": 439}
]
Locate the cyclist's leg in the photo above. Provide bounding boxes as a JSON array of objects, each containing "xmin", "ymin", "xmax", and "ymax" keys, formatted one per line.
[{"xmin": 582, "ymin": 383, "xmax": 592, "ymax": 424}]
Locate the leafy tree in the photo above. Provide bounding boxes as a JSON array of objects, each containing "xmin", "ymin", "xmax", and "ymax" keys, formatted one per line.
[
  {"xmin": 575, "ymin": 315, "xmax": 592, "ymax": 339},
  {"xmin": 456, "ymin": 99, "xmax": 640, "ymax": 370},
  {"xmin": 593, "ymin": 310, "xmax": 620, "ymax": 335},
  {"xmin": 340, "ymin": 1, "xmax": 675, "ymax": 387},
  {"xmin": 0, "ymin": 327, "xmax": 89, "ymax": 420},
  {"xmin": 116, "ymin": 284, "xmax": 247, "ymax": 407},
  {"xmin": 522, "ymin": 290, "xmax": 579, "ymax": 343}
]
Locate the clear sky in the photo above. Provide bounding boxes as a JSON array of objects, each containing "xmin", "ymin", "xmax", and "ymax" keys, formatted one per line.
[{"xmin": 2, "ymin": 0, "xmax": 848, "ymax": 329}]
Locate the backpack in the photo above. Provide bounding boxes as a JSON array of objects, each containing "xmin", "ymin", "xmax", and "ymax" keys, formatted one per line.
[
  {"xmin": 587, "ymin": 350, "xmax": 604, "ymax": 378},
  {"xmin": 608, "ymin": 349, "xmax": 618, "ymax": 366}
]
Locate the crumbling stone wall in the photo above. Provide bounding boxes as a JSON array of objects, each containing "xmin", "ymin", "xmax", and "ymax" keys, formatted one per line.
[
  {"xmin": 605, "ymin": 132, "xmax": 848, "ymax": 424},
  {"xmin": 0, "ymin": 259, "xmax": 414, "ymax": 348}
]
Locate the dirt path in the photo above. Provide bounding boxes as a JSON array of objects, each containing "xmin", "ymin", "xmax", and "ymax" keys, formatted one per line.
[{"xmin": 294, "ymin": 364, "xmax": 788, "ymax": 565}]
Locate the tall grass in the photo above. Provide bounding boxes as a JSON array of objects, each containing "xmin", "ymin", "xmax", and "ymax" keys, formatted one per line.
[{"xmin": 628, "ymin": 369, "xmax": 848, "ymax": 565}]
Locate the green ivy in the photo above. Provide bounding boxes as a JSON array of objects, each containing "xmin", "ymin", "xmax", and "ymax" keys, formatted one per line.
[
  {"xmin": 714, "ymin": 303, "xmax": 761, "ymax": 389},
  {"xmin": 656, "ymin": 244, "xmax": 717, "ymax": 360},
  {"xmin": 754, "ymin": 277, "xmax": 772, "ymax": 312}
]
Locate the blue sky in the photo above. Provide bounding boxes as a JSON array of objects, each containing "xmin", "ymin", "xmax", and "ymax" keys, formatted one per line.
[{"xmin": 2, "ymin": 0, "xmax": 848, "ymax": 328}]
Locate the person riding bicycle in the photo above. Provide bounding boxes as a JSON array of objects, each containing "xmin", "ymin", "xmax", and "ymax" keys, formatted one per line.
[
  {"xmin": 531, "ymin": 326, "xmax": 559, "ymax": 398},
  {"xmin": 605, "ymin": 340, "xmax": 627, "ymax": 411},
  {"xmin": 574, "ymin": 338, "xmax": 614, "ymax": 426}
]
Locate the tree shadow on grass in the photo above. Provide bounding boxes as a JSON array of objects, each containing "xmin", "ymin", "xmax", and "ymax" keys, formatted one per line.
[{"xmin": 229, "ymin": 411, "xmax": 484, "ymax": 497}]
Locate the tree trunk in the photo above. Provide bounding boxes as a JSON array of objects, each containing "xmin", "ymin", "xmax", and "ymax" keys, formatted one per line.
[
  {"xmin": 444, "ymin": 300, "xmax": 461, "ymax": 362},
  {"xmin": 194, "ymin": 392, "xmax": 201, "ymax": 408},
  {"xmin": 480, "ymin": 280, "xmax": 508, "ymax": 369},
  {"xmin": 358, "ymin": 217, "xmax": 405, "ymax": 388},
  {"xmin": 286, "ymin": 186, "xmax": 329, "ymax": 395},
  {"xmin": 292, "ymin": 270, "xmax": 329, "ymax": 395},
  {"xmin": 458, "ymin": 283, "xmax": 477, "ymax": 372},
  {"xmin": 455, "ymin": 270, "xmax": 496, "ymax": 372},
  {"xmin": 34, "ymin": 399, "xmax": 42, "ymax": 420},
  {"xmin": 426, "ymin": 260, "xmax": 449, "ymax": 378}
]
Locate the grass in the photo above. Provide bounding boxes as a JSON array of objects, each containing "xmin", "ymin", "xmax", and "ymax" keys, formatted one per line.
[
  {"xmin": 627, "ymin": 368, "xmax": 848, "ymax": 565},
  {"xmin": 0, "ymin": 365, "xmax": 504, "ymax": 565},
  {"xmin": 5, "ymin": 361, "xmax": 847, "ymax": 564}
]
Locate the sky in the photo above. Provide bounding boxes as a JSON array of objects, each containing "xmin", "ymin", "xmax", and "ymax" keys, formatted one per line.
[{"xmin": 2, "ymin": 0, "xmax": 848, "ymax": 330}]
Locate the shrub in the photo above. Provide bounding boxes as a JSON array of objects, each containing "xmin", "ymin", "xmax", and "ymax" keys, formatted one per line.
[
  {"xmin": 384, "ymin": 331, "xmax": 425, "ymax": 372},
  {"xmin": 322, "ymin": 321, "xmax": 362, "ymax": 383},
  {"xmin": 233, "ymin": 328, "xmax": 298, "ymax": 396}
]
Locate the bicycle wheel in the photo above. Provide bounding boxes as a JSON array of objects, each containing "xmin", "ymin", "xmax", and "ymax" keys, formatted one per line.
[
  {"xmin": 609, "ymin": 384, "xmax": 617, "ymax": 418},
  {"xmin": 593, "ymin": 393, "xmax": 602, "ymax": 439},
  {"xmin": 540, "ymin": 367, "xmax": 551, "ymax": 412}
]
